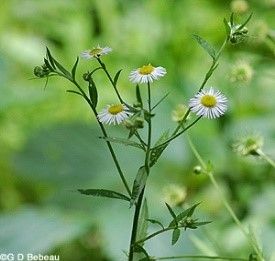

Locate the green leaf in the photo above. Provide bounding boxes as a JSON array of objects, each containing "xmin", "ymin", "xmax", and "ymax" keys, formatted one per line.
[
  {"xmin": 88, "ymin": 79, "xmax": 98, "ymax": 108},
  {"xmin": 71, "ymin": 57, "xmax": 79, "ymax": 80},
  {"xmin": 146, "ymin": 219, "xmax": 165, "ymax": 230},
  {"xmin": 238, "ymin": 12, "xmax": 253, "ymax": 31},
  {"xmin": 137, "ymin": 199, "xmax": 148, "ymax": 246},
  {"xmin": 169, "ymin": 203, "xmax": 200, "ymax": 227},
  {"xmin": 223, "ymin": 18, "xmax": 231, "ymax": 36},
  {"xmin": 172, "ymin": 228, "xmax": 181, "ymax": 245},
  {"xmin": 136, "ymin": 84, "xmax": 143, "ymax": 107},
  {"xmin": 133, "ymin": 244, "xmax": 150, "ymax": 258},
  {"xmin": 193, "ymin": 34, "xmax": 216, "ymax": 60},
  {"xmin": 150, "ymin": 130, "xmax": 169, "ymax": 167},
  {"xmin": 78, "ymin": 189, "xmax": 130, "ymax": 202},
  {"xmin": 130, "ymin": 166, "xmax": 148, "ymax": 207},
  {"xmin": 66, "ymin": 90, "xmax": 83, "ymax": 97},
  {"xmin": 152, "ymin": 92, "xmax": 170, "ymax": 110},
  {"xmin": 46, "ymin": 47, "xmax": 56, "ymax": 69},
  {"xmin": 43, "ymin": 58, "xmax": 54, "ymax": 72},
  {"xmin": 100, "ymin": 137, "xmax": 144, "ymax": 150},
  {"xmin": 165, "ymin": 203, "xmax": 178, "ymax": 224},
  {"xmin": 54, "ymin": 59, "xmax": 71, "ymax": 78},
  {"xmin": 113, "ymin": 69, "xmax": 122, "ymax": 86},
  {"xmin": 230, "ymin": 13, "xmax": 234, "ymax": 27}
]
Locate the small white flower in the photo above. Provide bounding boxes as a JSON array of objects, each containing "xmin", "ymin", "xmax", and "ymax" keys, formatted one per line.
[
  {"xmin": 189, "ymin": 87, "xmax": 228, "ymax": 119},
  {"xmin": 129, "ymin": 64, "xmax": 166, "ymax": 84},
  {"xmin": 81, "ymin": 45, "xmax": 112, "ymax": 59},
  {"xmin": 97, "ymin": 104, "xmax": 132, "ymax": 125}
]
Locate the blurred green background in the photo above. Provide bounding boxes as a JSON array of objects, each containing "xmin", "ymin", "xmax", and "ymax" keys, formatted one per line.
[{"xmin": 0, "ymin": 0, "xmax": 275, "ymax": 260}]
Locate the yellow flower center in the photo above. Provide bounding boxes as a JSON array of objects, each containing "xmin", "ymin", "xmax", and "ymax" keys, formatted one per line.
[
  {"xmin": 138, "ymin": 64, "xmax": 155, "ymax": 75},
  {"xmin": 201, "ymin": 95, "xmax": 217, "ymax": 108},
  {"xmin": 90, "ymin": 48, "xmax": 102, "ymax": 56},
  {"xmin": 108, "ymin": 104, "xmax": 124, "ymax": 115}
]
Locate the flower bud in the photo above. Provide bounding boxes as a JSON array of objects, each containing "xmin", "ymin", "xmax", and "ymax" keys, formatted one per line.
[
  {"xmin": 193, "ymin": 165, "xmax": 202, "ymax": 175},
  {"xmin": 233, "ymin": 134, "xmax": 264, "ymax": 156},
  {"xmin": 230, "ymin": 0, "xmax": 249, "ymax": 14},
  {"xmin": 134, "ymin": 117, "xmax": 144, "ymax": 129},
  {"xmin": 163, "ymin": 184, "xmax": 187, "ymax": 207},
  {"xmin": 171, "ymin": 104, "xmax": 189, "ymax": 122},
  {"xmin": 230, "ymin": 60, "xmax": 253, "ymax": 84},
  {"xmin": 230, "ymin": 25, "xmax": 249, "ymax": 44},
  {"xmin": 33, "ymin": 64, "xmax": 50, "ymax": 78}
]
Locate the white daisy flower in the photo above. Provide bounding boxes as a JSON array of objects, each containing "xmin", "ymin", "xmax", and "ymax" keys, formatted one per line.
[
  {"xmin": 97, "ymin": 104, "xmax": 132, "ymax": 125},
  {"xmin": 129, "ymin": 64, "xmax": 166, "ymax": 84},
  {"xmin": 189, "ymin": 87, "xmax": 228, "ymax": 119},
  {"xmin": 81, "ymin": 45, "xmax": 112, "ymax": 59}
]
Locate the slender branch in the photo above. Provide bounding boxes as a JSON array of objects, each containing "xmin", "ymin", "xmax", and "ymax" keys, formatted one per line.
[
  {"xmin": 156, "ymin": 255, "xmax": 247, "ymax": 260},
  {"xmin": 128, "ymin": 82, "xmax": 153, "ymax": 261},
  {"xmin": 257, "ymin": 149, "xmax": 275, "ymax": 169},
  {"xmin": 188, "ymin": 137, "xmax": 265, "ymax": 261},
  {"xmin": 67, "ymin": 77, "xmax": 131, "ymax": 196}
]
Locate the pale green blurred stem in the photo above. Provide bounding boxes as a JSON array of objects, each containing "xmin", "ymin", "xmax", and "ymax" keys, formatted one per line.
[
  {"xmin": 156, "ymin": 255, "xmax": 246, "ymax": 260},
  {"xmin": 188, "ymin": 137, "xmax": 264, "ymax": 261},
  {"xmin": 128, "ymin": 82, "xmax": 152, "ymax": 261},
  {"xmin": 257, "ymin": 149, "xmax": 275, "ymax": 168}
]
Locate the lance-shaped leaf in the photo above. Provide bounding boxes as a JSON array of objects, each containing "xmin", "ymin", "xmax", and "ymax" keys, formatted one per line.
[
  {"xmin": 146, "ymin": 219, "xmax": 164, "ymax": 230},
  {"xmin": 172, "ymin": 228, "xmax": 181, "ymax": 245},
  {"xmin": 78, "ymin": 189, "xmax": 130, "ymax": 202},
  {"xmin": 165, "ymin": 203, "xmax": 178, "ymax": 226},
  {"xmin": 71, "ymin": 57, "xmax": 79, "ymax": 80},
  {"xmin": 46, "ymin": 47, "xmax": 56, "ymax": 69},
  {"xmin": 230, "ymin": 13, "xmax": 234, "ymax": 27},
  {"xmin": 100, "ymin": 137, "xmax": 145, "ymax": 150},
  {"xmin": 66, "ymin": 90, "xmax": 83, "ymax": 97},
  {"xmin": 136, "ymin": 84, "xmax": 143, "ymax": 107},
  {"xmin": 133, "ymin": 244, "xmax": 150, "ymax": 259},
  {"xmin": 237, "ymin": 12, "xmax": 253, "ymax": 31},
  {"xmin": 150, "ymin": 130, "xmax": 169, "ymax": 167},
  {"xmin": 223, "ymin": 18, "xmax": 231, "ymax": 37},
  {"xmin": 169, "ymin": 202, "xmax": 201, "ymax": 227},
  {"xmin": 88, "ymin": 79, "xmax": 98, "ymax": 108},
  {"xmin": 193, "ymin": 34, "xmax": 216, "ymax": 60},
  {"xmin": 54, "ymin": 59, "xmax": 72, "ymax": 78},
  {"xmin": 136, "ymin": 199, "xmax": 148, "ymax": 246},
  {"xmin": 43, "ymin": 58, "xmax": 54, "ymax": 72},
  {"xmin": 188, "ymin": 221, "xmax": 212, "ymax": 229},
  {"xmin": 114, "ymin": 69, "xmax": 122, "ymax": 86},
  {"xmin": 130, "ymin": 166, "xmax": 148, "ymax": 207}
]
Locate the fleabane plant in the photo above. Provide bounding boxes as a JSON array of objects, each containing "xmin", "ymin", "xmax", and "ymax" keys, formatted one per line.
[{"xmin": 34, "ymin": 13, "xmax": 264, "ymax": 261}]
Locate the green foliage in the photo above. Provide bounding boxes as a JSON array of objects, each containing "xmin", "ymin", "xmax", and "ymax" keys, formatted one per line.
[
  {"xmin": 78, "ymin": 189, "xmax": 130, "ymax": 202},
  {"xmin": 100, "ymin": 136, "xmax": 145, "ymax": 150},
  {"xmin": 193, "ymin": 34, "xmax": 216, "ymax": 60},
  {"xmin": 171, "ymin": 228, "xmax": 181, "ymax": 245}
]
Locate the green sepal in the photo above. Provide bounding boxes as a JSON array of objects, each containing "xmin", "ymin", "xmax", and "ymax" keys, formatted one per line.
[
  {"xmin": 130, "ymin": 166, "xmax": 148, "ymax": 207},
  {"xmin": 193, "ymin": 34, "xmax": 216, "ymax": 60},
  {"xmin": 78, "ymin": 189, "xmax": 130, "ymax": 202},
  {"xmin": 171, "ymin": 228, "xmax": 181, "ymax": 245}
]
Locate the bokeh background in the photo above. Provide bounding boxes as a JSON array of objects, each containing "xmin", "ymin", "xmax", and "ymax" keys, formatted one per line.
[{"xmin": 0, "ymin": 0, "xmax": 275, "ymax": 260}]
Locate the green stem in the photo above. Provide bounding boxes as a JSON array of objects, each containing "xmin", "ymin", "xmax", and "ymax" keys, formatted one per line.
[
  {"xmin": 156, "ymin": 255, "xmax": 246, "ymax": 260},
  {"xmin": 96, "ymin": 58, "xmax": 124, "ymax": 104},
  {"xmin": 257, "ymin": 149, "xmax": 275, "ymax": 168},
  {"xmin": 188, "ymin": 137, "xmax": 264, "ymax": 261},
  {"xmin": 69, "ymin": 78, "xmax": 131, "ymax": 196},
  {"xmin": 173, "ymin": 38, "xmax": 228, "ymax": 136},
  {"xmin": 128, "ymin": 82, "xmax": 152, "ymax": 261}
]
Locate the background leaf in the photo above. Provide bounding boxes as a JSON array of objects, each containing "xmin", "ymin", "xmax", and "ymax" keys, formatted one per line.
[{"xmin": 78, "ymin": 189, "xmax": 130, "ymax": 202}]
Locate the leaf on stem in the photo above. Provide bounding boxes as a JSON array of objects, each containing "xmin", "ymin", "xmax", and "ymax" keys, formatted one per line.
[
  {"xmin": 193, "ymin": 34, "xmax": 216, "ymax": 60},
  {"xmin": 136, "ymin": 84, "xmax": 143, "ymax": 107},
  {"xmin": 150, "ymin": 130, "xmax": 169, "ymax": 167},
  {"xmin": 46, "ymin": 47, "xmax": 56, "ymax": 69},
  {"xmin": 223, "ymin": 18, "xmax": 231, "ymax": 37},
  {"xmin": 146, "ymin": 219, "xmax": 165, "ymax": 230},
  {"xmin": 71, "ymin": 57, "xmax": 79, "ymax": 80},
  {"xmin": 137, "ymin": 199, "xmax": 149, "ymax": 246},
  {"xmin": 238, "ymin": 12, "xmax": 253, "ymax": 31},
  {"xmin": 66, "ymin": 90, "xmax": 83, "ymax": 97},
  {"xmin": 165, "ymin": 203, "xmax": 178, "ymax": 225},
  {"xmin": 133, "ymin": 244, "xmax": 150, "ymax": 259},
  {"xmin": 78, "ymin": 189, "xmax": 130, "ymax": 202},
  {"xmin": 114, "ymin": 69, "xmax": 122, "ymax": 86},
  {"xmin": 168, "ymin": 202, "xmax": 201, "ymax": 227},
  {"xmin": 43, "ymin": 58, "xmax": 54, "ymax": 72},
  {"xmin": 100, "ymin": 137, "xmax": 145, "ymax": 150},
  {"xmin": 230, "ymin": 13, "xmax": 234, "ymax": 27},
  {"xmin": 171, "ymin": 228, "xmax": 181, "ymax": 245},
  {"xmin": 88, "ymin": 79, "xmax": 98, "ymax": 108},
  {"xmin": 130, "ymin": 166, "xmax": 148, "ymax": 207}
]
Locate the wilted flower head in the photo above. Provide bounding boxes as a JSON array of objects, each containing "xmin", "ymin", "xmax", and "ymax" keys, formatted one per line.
[
  {"xmin": 171, "ymin": 104, "xmax": 189, "ymax": 122},
  {"xmin": 233, "ymin": 134, "xmax": 264, "ymax": 156},
  {"xmin": 230, "ymin": 0, "xmax": 249, "ymax": 14},
  {"xmin": 129, "ymin": 64, "xmax": 166, "ymax": 84},
  {"xmin": 163, "ymin": 184, "xmax": 187, "ymax": 207},
  {"xmin": 81, "ymin": 45, "xmax": 112, "ymax": 59},
  {"xmin": 189, "ymin": 87, "xmax": 228, "ymax": 119},
  {"xmin": 230, "ymin": 60, "xmax": 253, "ymax": 84},
  {"xmin": 97, "ymin": 104, "xmax": 132, "ymax": 125}
]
